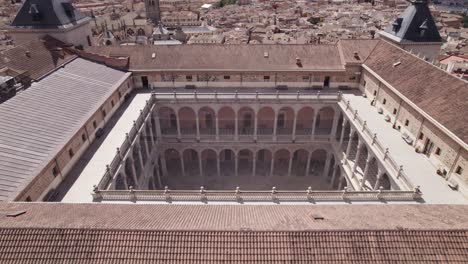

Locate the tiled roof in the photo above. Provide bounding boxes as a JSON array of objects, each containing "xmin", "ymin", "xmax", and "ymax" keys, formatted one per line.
[
  {"xmin": 85, "ymin": 44, "xmax": 344, "ymax": 71},
  {"xmin": 11, "ymin": 0, "xmax": 90, "ymax": 29},
  {"xmin": 0, "ymin": 228, "xmax": 466, "ymax": 263},
  {"xmin": 338, "ymin": 39, "xmax": 379, "ymax": 64},
  {"xmin": 0, "ymin": 58, "xmax": 129, "ymax": 201},
  {"xmin": 0, "ymin": 37, "xmax": 75, "ymax": 80},
  {"xmin": 364, "ymin": 40, "xmax": 468, "ymax": 144}
]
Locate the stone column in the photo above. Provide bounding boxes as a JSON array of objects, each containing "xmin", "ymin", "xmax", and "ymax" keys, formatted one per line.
[
  {"xmin": 176, "ymin": 111, "xmax": 181, "ymax": 140},
  {"xmin": 270, "ymin": 154, "xmax": 275, "ymax": 177},
  {"xmin": 142, "ymin": 133, "xmax": 151, "ymax": 157},
  {"xmin": 130, "ymin": 159, "xmax": 139, "ymax": 188},
  {"xmin": 180, "ymin": 155, "xmax": 186, "ymax": 177},
  {"xmin": 330, "ymin": 109, "xmax": 340, "ymax": 140},
  {"xmin": 273, "ymin": 110, "xmax": 278, "ymax": 141},
  {"xmin": 234, "ymin": 111, "xmax": 239, "ymax": 140},
  {"xmin": 217, "ymin": 153, "xmax": 221, "ymax": 178},
  {"xmin": 252, "ymin": 151, "xmax": 257, "ymax": 177},
  {"xmin": 198, "ymin": 152, "xmax": 203, "ymax": 184},
  {"xmin": 322, "ymin": 152, "xmax": 332, "ymax": 178},
  {"xmin": 155, "ymin": 165, "xmax": 162, "ymax": 188},
  {"xmin": 146, "ymin": 120, "xmax": 155, "ymax": 144},
  {"xmin": 345, "ymin": 128, "xmax": 355, "ymax": 157},
  {"xmin": 135, "ymin": 143, "xmax": 145, "ymax": 172},
  {"xmin": 161, "ymin": 153, "xmax": 168, "ymax": 177},
  {"xmin": 328, "ymin": 163, "xmax": 336, "ymax": 182},
  {"xmin": 121, "ymin": 170, "xmax": 129, "ymax": 190},
  {"xmin": 292, "ymin": 111, "xmax": 297, "ymax": 141},
  {"xmin": 305, "ymin": 151, "xmax": 312, "ymax": 177},
  {"xmin": 196, "ymin": 113, "xmax": 200, "ymax": 140},
  {"xmin": 254, "ymin": 111, "xmax": 258, "ymax": 141},
  {"xmin": 154, "ymin": 113, "xmax": 162, "ymax": 139},
  {"xmin": 339, "ymin": 120, "xmax": 347, "ymax": 146},
  {"xmin": 352, "ymin": 140, "xmax": 364, "ymax": 173},
  {"xmin": 329, "ymin": 164, "xmax": 339, "ymax": 188},
  {"xmin": 337, "ymin": 173, "xmax": 345, "ymax": 190},
  {"xmin": 360, "ymin": 154, "xmax": 373, "ymax": 190},
  {"xmin": 374, "ymin": 167, "xmax": 385, "ymax": 190},
  {"xmin": 235, "ymin": 153, "xmax": 239, "ymax": 177},
  {"xmin": 215, "ymin": 114, "xmax": 219, "ymax": 141},
  {"xmin": 287, "ymin": 154, "xmax": 293, "ymax": 177},
  {"xmin": 310, "ymin": 111, "xmax": 318, "ymax": 140}
]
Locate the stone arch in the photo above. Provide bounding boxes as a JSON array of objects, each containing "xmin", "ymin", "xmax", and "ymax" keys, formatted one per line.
[
  {"xmin": 218, "ymin": 107, "xmax": 235, "ymax": 136},
  {"xmin": 335, "ymin": 112, "xmax": 344, "ymax": 141},
  {"xmin": 257, "ymin": 107, "xmax": 275, "ymax": 135},
  {"xmin": 201, "ymin": 149, "xmax": 217, "ymax": 178},
  {"xmin": 292, "ymin": 149, "xmax": 309, "ymax": 177},
  {"xmin": 295, "ymin": 107, "xmax": 314, "ymax": 135},
  {"xmin": 137, "ymin": 28, "xmax": 145, "ymax": 36},
  {"xmin": 255, "ymin": 149, "xmax": 272, "ymax": 177},
  {"xmin": 183, "ymin": 148, "xmax": 200, "ymax": 177},
  {"xmin": 273, "ymin": 149, "xmax": 290, "ymax": 176},
  {"xmin": 159, "ymin": 107, "xmax": 177, "ymax": 134},
  {"xmin": 356, "ymin": 144, "xmax": 369, "ymax": 174},
  {"xmin": 315, "ymin": 106, "xmax": 335, "ymax": 135},
  {"xmin": 277, "ymin": 107, "xmax": 294, "ymax": 135},
  {"xmin": 132, "ymin": 145, "xmax": 142, "ymax": 179},
  {"xmin": 198, "ymin": 107, "xmax": 216, "ymax": 135},
  {"xmin": 309, "ymin": 149, "xmax": 327, "ymax": 176},
  {"xmin": 165, "ymin": 148, "xmax": 181, "ymax": 176},
  {"xmin": 378, "ymin": 173, "xmax": 391, "ymax": 190},
  {"xmin": 364, "ymin": 158, "xmax": 379, "ymax": 190},
  {"xmin": 347, "ymin": 132, "xmax": 359, "ymax": 161},
  {"xmin": 179, "ymin": 107, "xmax": 196, "ymax": 135},
  {"xmin": 124, "ymin": 158, "xmax": 136, "ymax": 188},
  {"xmin": 219, "ymin": 149, "xmax": 235, "ymax": 177},
  {"xmin": 115, "ymin": 173, "xmax": 126, "ymax": 190},
  {"xmin": 238, "ymin": 149, "xmax": 253, "ymax": 176},
  {"xmin": 238, "ymin": 107, "xmax": 255, "ymax": 135}
]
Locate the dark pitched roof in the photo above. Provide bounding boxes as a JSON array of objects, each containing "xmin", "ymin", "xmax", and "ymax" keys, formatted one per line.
[
  {"xmin": 0, "ymin": 37, "xmax": 76, "ymax": 80},
  {"xmin": 382, "ymin": 0, "xmax": 442, "ymax": 43},
  {"xmin": 1, "ymin": 228, "xmax": 467, "ymax": 263},
  {"xmin": 85, "ymin": 44, "xmax": 344, "ymax": 71},
  {"xmin": 364, "ymin": 40, "xmax": 468, "ymax": 144},
  {"xmin": 11, "ymin": 0, "xmax": 89, "ymax": 29}
]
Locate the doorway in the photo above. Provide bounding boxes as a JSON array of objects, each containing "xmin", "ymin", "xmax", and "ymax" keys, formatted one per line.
[
  {"xmin": 324, "ymin": 76, "xmax": 330, "ymax": 88},
  {"xmin": 141, "ymin": 76, "xmax": 149, "ymax": 88},
  {"xmin": 423, "ymin": 138, "xmax": 434, "ymax": 157}
]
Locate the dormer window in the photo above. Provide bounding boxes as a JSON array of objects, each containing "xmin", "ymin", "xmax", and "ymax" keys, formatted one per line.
[
  {"xmin": 392, "ymin": 18, "xmax": 403, "ymax": 33},
  {"xmin": 62, "ymin": 2, "xmax": 75, "ymax": 18},
  {"xmin": 419, "ymin": 19, "xmax": 428, "ymax": 38},
  {"xmin": 29, "ymin": 4, "xmax": 40, "ymax": 21}
]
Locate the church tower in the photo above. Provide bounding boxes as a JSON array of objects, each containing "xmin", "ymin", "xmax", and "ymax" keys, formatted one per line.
[
  {"xmin": 378, "ymin": 0, "xmax": 442, "ymax": 61},
  {"xmin": 145, "ymin": 0, "xmax": 161, "ymax": 25}
]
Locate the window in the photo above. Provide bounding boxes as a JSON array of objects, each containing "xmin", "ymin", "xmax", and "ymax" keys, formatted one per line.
[
  {"xmin": 302, "ymin": 76, "xmax": 309, "ymax": 81},
  {"xmin": 111, "ymin": 100, "xmax": 114, "ymax": 107},
  {"xmin": 25, "ymin": 196, "xmax": 32, "ymax": 202},
  {"xmin": 81, "ymin": 133, "xmax": 86, "ymax": 142},
  {"xmin": 456, "ymin": 166, "xmax": 463, "ymax": 175},
  {"xmin": 224, "ymin": 75, "xmax": 230, "ymax": 80},
  {"xmin": 52, "ymin": 166, "xmax": 59, "ymax": 177},
  {"xmin": 383, "ymin": 99, "xmax": 387, "ymax": 105},
  {"xmin": 118, "ymin": 91, "xmax": 122, "ymax": 99},
  {"xmin": 186, "ymin": 75, "xmax": 192, "ymax": 81},
  {"xmin": 264, "ymin": 76, "xmax": 270, "ymax": 80},
  {"xmin": 393, "ymin": 108, "xmax": 397, "ymax": 115},
  {"xmin": 277, "ymin": 113, "xmax": 285, "ymax": 128},
  {"xmin": 92, "ymin": 121, "xmax": 97, "ymax": 129},
  {"xmin": 435, "ymin": 147, "xmax": 441, "ymax": 155},
  {"xmin": 69, "ymin": 148, "xmax": 74, "ymax": 158},
  {"xmin": 102, "ymin": 110, "xmax": 107, "ymax": 118},
  {"xmin": 419, "ymin": 132, "xmax": 424, "ymax": 140},
  {"xmin": 373, "ymin": 90, "xmax": 377, "ymax": 96},
  {"xmin": 363, "ymin": 80, "xmax": 367, "ymax": 87},
  {"xmin": 405, "ymin": 119, "xmax": 409, "ymax": 126}
]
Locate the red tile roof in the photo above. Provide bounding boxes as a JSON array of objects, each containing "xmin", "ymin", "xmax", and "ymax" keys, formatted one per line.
[
  {"xmin": 364, "ymin": 40, "xmax": 468, "ymax": 144},
  {"xmin": 0, "ymin": 228, "xmax": 466, "ymax": 263}
]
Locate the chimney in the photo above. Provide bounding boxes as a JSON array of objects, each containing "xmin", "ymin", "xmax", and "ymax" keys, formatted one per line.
[{"xmin": 25, "ymin": 51, "xmax": 31, "ymax": 58}]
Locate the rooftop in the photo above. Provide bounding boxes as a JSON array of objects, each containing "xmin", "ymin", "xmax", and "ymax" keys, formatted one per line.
[{"xmin": 0, "ymin": 58, "xmax": 129, "ymax": 201}]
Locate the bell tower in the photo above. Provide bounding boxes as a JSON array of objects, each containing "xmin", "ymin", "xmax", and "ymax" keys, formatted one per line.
[{"xmin": 145, "ymin": 0, "xmax": 160, "ymax": 25}]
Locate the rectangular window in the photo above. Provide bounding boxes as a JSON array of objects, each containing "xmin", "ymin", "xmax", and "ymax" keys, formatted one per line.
[
  {"xmin": 111, "ymin": 100, "xmax": 114, "ymax": 107},
  {"xmin": 264, "ymin": 76, "xmax": 270, "ymax": 80},
  {"xmin": 224, "ymin": 75, "xmax": 230, "ymax": 80},
  {"xmin": 68, "ymin": 148, "xmax": 74, "ymax": 158},
  {"xmin": 82, "ymin": 133, "xmax": 86, "ymax": 142},
  {"xmin": 373, "ymin": 90, "xmax": 377, "ymax": 96},
  {"xmin": 93, "ymin": 121, "xmax": 97, "ymax": 129},
  {"xmin": 383, "ymin": 99, "xmax": 387, "ymax": 105},
  {"xmin": 435, "ymin": 147, "xmax": 441, "ymax": 155},
  {"xmin": 419, "ymin": 132, "xmax": 424, "ymax": 140},
  {"xmin": 186, "ymin": 75, "xmax": 192, "ymax": 81},
  {"xmin": 118, "ymin": 91, "xmax": 122, "ymax": 99},
  {"xmin": 52, "ymin": 166, "xmax": 59, "ymax": 177},
  {"xmin": 456, "ymin": 166, "xmax": 463, "ymax": 175},
  {"xmin": 405, "ymin": 119, "xmax": 409, "ymax": 126},
  {"xmin": 393, "ymin": 108, "xmax": 397, "ymax": 115},
  {"xmin": 102, "ymin": 110, "xmax": 107, "ymax": 118}
]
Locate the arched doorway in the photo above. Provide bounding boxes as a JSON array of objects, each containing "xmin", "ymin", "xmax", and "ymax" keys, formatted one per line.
[
  {"xmin": 219, "ymin": 149, "xmax": 235, "ymax": 177},
  {"xmin": 309, "ymin": 149, "xmax": 327, "ymax": 176},
  {"xmin": 315, "ymin": 107, "xmax": 335, "ymax": 135},
  {"xmin": 218, "ymin": 107, "xmax": 235, "ymax": 137},
  {"xmin": 277, "ymin": 107, "xmax": 294, "ymax": 135},
  {"xmin": 273, "ymin": 149, "xmax": 290, "ymax": 176},
  {"xmin": 159, "ymin": 107, "xmax": 178, "ymax": 135},
  {"xmin": 201, "ymin": 149, "xmax": 218, "ymax": 178},
  {"xmin": 257, "ymin": 107, "xmax": 275, "ymax": 136},
  {"xmin": 238, "ymin": 107, "xmax": 255, "ymax": 135},
  {"xmin": 165, "ymin": 149, "xmax": 181, "ymax": 177},
  {"xmin": 255, "ymin": 149, "xmax": 272, "ymax": 177},
  {"xmin": 238, "ymin": 149, "xmax": 253, "ymax": 176},
  {"xmin": 183, "ymin": 149, "xmax": 200, "ymax": 177},
  {"xmin": 295, "ymin": 107, "xmax": 314, "ymax": 135},
  {"xmin": 292, "ymin": 149, "xmax": 309, "ymax": 177},
  {"xmin": 198, "ymin": 107, "xmax": 216, "ymax": 135},
  {"xmin": 179, "ymin": 107, "xmax": 196, "ymax": 135}
]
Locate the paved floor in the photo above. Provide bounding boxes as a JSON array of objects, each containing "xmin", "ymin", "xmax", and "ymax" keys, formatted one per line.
[
  {"xmin": 61, "ymin": 93, "xmax": 151, "ymax": 203},
  {"xmin": 343, "ymin": 94, "xmax": 467, "ymax": 204}
]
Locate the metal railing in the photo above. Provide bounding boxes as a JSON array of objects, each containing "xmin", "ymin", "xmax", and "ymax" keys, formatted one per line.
[{"xmin": 92, "ymin": 186, "xmax": 422, "ymax": 202}]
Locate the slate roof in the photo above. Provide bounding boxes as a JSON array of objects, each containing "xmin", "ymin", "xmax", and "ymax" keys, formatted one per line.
[
  {"xmin": 0, "ymin": 203, "xmax": 467, "ymax": 263},
  {"xmin": 382, "ymin": 0, "xmax": 442, "ymax": 43},
  {"xmin": 0, "ymin": 37, "xmax": 76, "ymax": 80},
  {"xmin": 0, "ymin": 58, "xmax": 129, "ymax": 201},
  {"xmin": 364, "ymin": 40, "xmax": 468, "ymax": 144},
  {"xmin": 11, "ymin": 0, "xmax": 90, "ymax": 29},
  {"xmin": 85, "ymin": 44, "xmax": 344, "ymax": 71}
]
